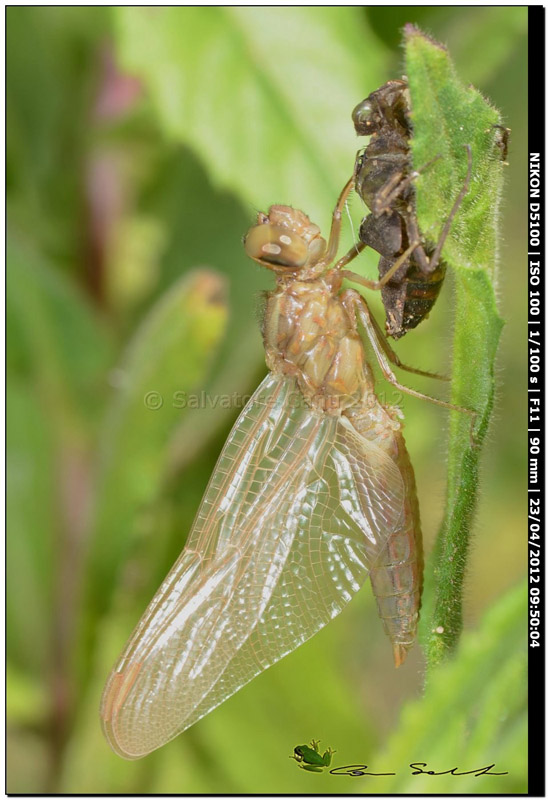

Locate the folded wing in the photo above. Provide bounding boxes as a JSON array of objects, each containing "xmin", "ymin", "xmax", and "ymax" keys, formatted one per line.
[{"xmin": 101, "ymin": 374, "xmax": 405, "ymax": 758}]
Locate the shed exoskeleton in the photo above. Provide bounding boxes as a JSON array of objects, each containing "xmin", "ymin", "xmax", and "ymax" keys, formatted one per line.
[{"xmin": 350, "ymin": 79, "xmax": 472, "ymax": 339}]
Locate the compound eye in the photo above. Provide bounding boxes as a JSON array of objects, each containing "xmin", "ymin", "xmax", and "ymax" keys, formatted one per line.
[
  {"xmin": 352, "ymin": 99, "xmax": 376, "ymax": 134},
  {"xmin": 244, "ymin": 224, "xmax": 309, "ymax": 268}
]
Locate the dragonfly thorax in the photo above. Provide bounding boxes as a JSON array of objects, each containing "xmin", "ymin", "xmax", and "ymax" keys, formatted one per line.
[{"xmin": 263, "ymin": 279, "xmax": 375, "ymax": 414}]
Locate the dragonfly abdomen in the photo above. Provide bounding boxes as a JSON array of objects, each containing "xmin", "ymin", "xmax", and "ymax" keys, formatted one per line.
[
  {"xmin": 371, "ymin": 430, "xmax": 422, "ymax": 666},
  {"xmin": 345, "ymin": 414, "xmax": 423, "ymax": 667}
]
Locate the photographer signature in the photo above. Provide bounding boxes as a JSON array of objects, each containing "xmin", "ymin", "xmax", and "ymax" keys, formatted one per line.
[{"xmin": 329, "ymin": 762, "xmax": 508, "ymax": 777}]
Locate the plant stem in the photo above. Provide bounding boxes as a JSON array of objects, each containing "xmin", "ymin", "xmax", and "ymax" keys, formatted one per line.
[{"xmin": 424, "ymin": 270, "xmax": 503, "ymax": 669}]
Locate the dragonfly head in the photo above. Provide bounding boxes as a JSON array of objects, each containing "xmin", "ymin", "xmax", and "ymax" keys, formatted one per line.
[{"xmin": 244, "ymin": 206, "xmax": 327, "ymax": 276}]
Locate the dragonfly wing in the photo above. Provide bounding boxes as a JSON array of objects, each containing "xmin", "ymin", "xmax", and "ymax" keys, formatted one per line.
[
  {"xmin": 101, "ymin": 375, "xmax": 405, "ymax": 758},
  {"xmin": 184, "ymin": 414, "xmax": 406, "ymax": 731}
]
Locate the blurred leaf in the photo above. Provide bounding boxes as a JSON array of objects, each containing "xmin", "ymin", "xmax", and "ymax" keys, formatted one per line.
[
  {"xmin": 7, "ymin": 7, "xmax": 109, "ymax": 261},
  {"xmin": 366, "ymin": 7, "xmax": 449, "ymax": 49},
  {"xmin": 83, "ymin": 270, "xmax": 228, "ymax": 638},
  {"xmin": 107, "ymin": 214, "xmax": 166, "ymax": 310},
  {"xmin": 377, "ymin": 580, "xmax": 527, "ymax": 794},
  {"xmin": 7, "ymin": 235, "xmax": 115, "ymax": 790},
  {"xmin": 8, "ymin": 236, "xmax": 113, "ymax": 432},
  {"xmin": 441, "ymin": 7, "xmax": 528, "ymax": 87},
  {"xmin": 7, "ymin": 379, "xmax": 57, "ymax": 673},
  {"xmin": 366, "ymin": 6, "xmax": 528, "ymax": 90},
  {"xmin": 113, "ymin": 7, "xmax": 388, "ymax": 226},
  {"xmin": 7, "ymin": 664, "xmax": 49, "ymax": 726},
  {"xmin": 133, "ymin": 146, "xmax": 269, "ymax": 474},
  {"xmin": 404, "ymin": 28, "xmax": 505, "ymax": 664},
  {"xmin": 7, "ymin": 728, "xmax": 50, "ymax": 794}
]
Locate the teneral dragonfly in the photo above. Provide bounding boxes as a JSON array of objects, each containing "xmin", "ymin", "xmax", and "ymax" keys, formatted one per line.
[{"xmin": 100, "ymin": 178, "xmax": 464, "ymax": 760}]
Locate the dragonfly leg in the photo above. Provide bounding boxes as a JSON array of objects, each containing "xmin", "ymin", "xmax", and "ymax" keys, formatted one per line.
[
  {"xmin": 333, "ymin": 239, "xmax": 367, "ymax": 271},
  {"xmin": 363, "ymin": 300, "xmax": 449, "ymax": 382},
  {"xmin": 315, "ymin": 176, "xmax": 355, "ymax": 268},
  {"xmin": 346, "ymin": 290, "xmax": 477, "ymax": 433}
]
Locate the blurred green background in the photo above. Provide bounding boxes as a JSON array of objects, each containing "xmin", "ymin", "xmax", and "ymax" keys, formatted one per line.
[{"xmin": 7, "ymin": 7, "xmax": 528, "ymax": 794}]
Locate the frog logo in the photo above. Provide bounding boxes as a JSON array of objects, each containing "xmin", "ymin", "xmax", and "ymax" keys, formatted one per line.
[{"xmin": 290, "ymin": 739, "xmax": 336, "ymax": 773}]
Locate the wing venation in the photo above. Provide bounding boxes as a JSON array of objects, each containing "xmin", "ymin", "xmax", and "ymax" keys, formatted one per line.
[{"xmin": 101, "ymin": 374, "xmax": 405, "ymax": 758}]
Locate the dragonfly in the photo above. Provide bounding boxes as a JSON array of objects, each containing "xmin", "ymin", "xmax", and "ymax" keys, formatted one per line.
[
  {"xmin": 349, "ymin": 78, "xmax": 472, "ymax": 339},
  {"xmin": 101, "ymin": 177, "xmax": 470, "ymax": 760}
]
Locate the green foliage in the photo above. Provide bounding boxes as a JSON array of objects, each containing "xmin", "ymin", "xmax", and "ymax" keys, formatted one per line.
[
  {"xmin": 441, "ymin": 6, "xmax": 528, "ymax": 87},
  {"xmin": 7, "ymin": 378, "xmax": 57, "ymax": 675},
  {"xmin": 112, "ymin": 7, "xmax": 388, "ymax": 224},
  {"xmin": 7, "ymin": 7, "xmax": 110, "ymax": 259},
  {"xmin": 82, "ymin": 270, "xmax": 228, "ymax": 647},
  {"xmin": 8, "ymin": 238, "xmax": 113, "ymax": 429},
  {"xmin": 424, "ymin": 269, "xmax": 504, "ymax": 667},
  {"xmin": 7, "ymin": 237, "xmax": 113, "ymax": 680},
  {"xmin": 6, "ymin": 7, "xmax": 527, "ymax": 794},
  {"xmin": 406, "ymin": 25, "xmax": 504, "ymax": 277},
  {"xmin": 377, "ymin": 580, "xmax": 527, "ymax": 794},
  {"xmin": 404, "ymin": 28, "xmax": 505, "ymax": 666}
]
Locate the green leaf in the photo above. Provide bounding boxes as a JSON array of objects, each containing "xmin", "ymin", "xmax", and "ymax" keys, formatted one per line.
[
  {"xmin": 132, "ymin": 147, "xmax": 270, "ymax": 474},
  {"xmin": 7, "ymin": 236, "xmax": 113, "ymax": 433},
  {"xmin": 7, "ymin": 236, "xmax": 113, "ymax": 676},
  {"xmin": 404, "ymin": 28, "xmax": 505, "ymax": 664},
  {"xmin": 82, "ymin": 271, "xmax": 228, "ymax": 643},
  {"xmin": 406, "ymin": 25, "xmax": 504, "ymax": 276},
  {"xmin": 7, "ymin": 664, "xmax": 49, "ymax": 726},
  {"xmin": 378, "ymin": 580, "xmax": 527, "ymax": 794},
  {"xmin": 7, "ymin": 728, "xmax": 50, "ymax": 794},
  {"xmin": 7, "ymin": 7, "xmax": 109, "ymax": 260},
  {"xmin": 113, "ymin": 7, "xmax": 388, "ymax": 227},
  {"xmin": 7, "ymin": 380, "xmax": 56, "ymax": 673},
  {"xmin": 440, "ymin": 7, "xmax": 528, "ymax": 88},
  {"xmin": 366, "ymin": 7, "xmax": 527, "ymax": 90}
]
